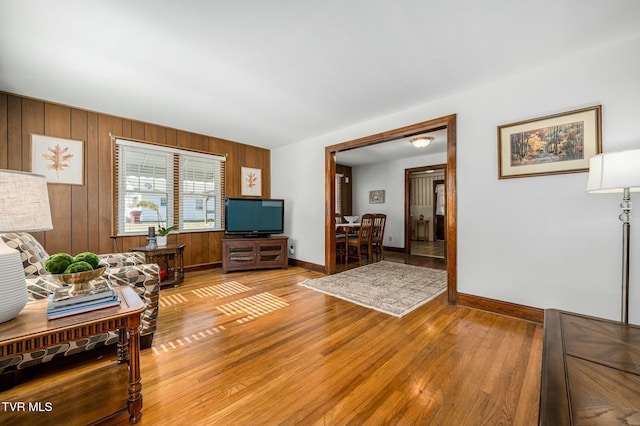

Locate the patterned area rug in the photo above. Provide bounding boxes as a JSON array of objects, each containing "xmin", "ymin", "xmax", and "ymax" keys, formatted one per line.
[{"xmin": 299, "ymin": 261, "xmax": 447, "ymax": 317}]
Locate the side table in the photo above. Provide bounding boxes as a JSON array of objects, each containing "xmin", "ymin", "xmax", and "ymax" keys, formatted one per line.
[
  {"xmin": 539, "ymin": 309, "xmax": 640, "ymax": 425},
  {"xmin": 412, "ymin": 219, "xmax": 429, "ymax": 241},
  {"xmin": 130, "ymin": 243, "xmax": 185, "ymax": 287},
  {"xmin": 0, "ymin": 286, "xmax": 145, "ymax": 423}
]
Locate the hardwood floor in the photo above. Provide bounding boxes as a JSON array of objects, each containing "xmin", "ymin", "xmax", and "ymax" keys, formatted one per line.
[
  {"xmin": 2, "ymin": 263, "xmax": 543, "ymax": 425},
  {"xmin": 410, "ymin": 240, "xmax": 446, "ymax": 258},
  {"xmin": 335, "ymin": 246, "xmax": 447, "ymax": 273}
]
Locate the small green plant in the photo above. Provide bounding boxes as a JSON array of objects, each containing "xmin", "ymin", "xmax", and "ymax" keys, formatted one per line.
[
  {"xmin": 73, "ymin": 252, "xmax": 101, "ymax": 269},
  {"xmin": 45, "ymin": 252, "xmax": 103, "ymax": 274},
  {"xmin": 44, "ymin": 253, "xmax": 75, "ymax": 274},
  {"xmin": 63, "ymin": 261, "xmax": 93, "ymax": 274},
  {"xmin": 136, "ymin": 200, "xmax": 177, "ymax": 236}
]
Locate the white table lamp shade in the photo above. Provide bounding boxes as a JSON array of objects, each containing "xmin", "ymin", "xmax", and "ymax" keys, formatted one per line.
[
  {"xmin": 0, "ymin": 169, "xmax": 53, "ymax": 323},
  {"xmin": 0, "ymin": 170, "xmax": 53, "ymax": 231},
  {"xmin": 586, "ymin": 150, "xmax": 640, "ymax": 193}
]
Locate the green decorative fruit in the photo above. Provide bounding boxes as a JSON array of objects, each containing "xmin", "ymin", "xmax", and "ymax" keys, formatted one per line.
[
  {"xmin": 44, "ymin": 253, "xmax": 74, "ymax": 274},
  {"xmin": 63, "ymin": 261, "xmax": 94, "ymax": 274},
  {"xmin": 74, "ymin": 252, "xmax": 100, "ymax": 269}
]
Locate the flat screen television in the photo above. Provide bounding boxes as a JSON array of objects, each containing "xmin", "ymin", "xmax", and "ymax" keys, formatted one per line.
[{"xmin": 224, "ymin": 198, "xmax": 284, "ymax": 237}]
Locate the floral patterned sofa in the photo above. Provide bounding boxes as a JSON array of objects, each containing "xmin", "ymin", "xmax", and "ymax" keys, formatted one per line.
[{"xmin": 0, "ymin": 232, "xmax": 160, "ymax": 389}]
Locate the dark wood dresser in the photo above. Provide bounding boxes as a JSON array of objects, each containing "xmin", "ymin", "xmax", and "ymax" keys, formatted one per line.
[{"xmin": 539, "ymin": 309, "xmax": 640, "ymax": 425}]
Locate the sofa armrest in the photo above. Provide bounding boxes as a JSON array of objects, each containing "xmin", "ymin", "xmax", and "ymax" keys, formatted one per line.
[
  {"xmin": 25, "ymin": 263, "xmax": 160, "ymax": 338},
  {"xmin": 106, "ymin": 263, "xmax": 160, "ymax": 337},
  {"xmin": 98, "ymin": 252, "xmax": 146, "ymax": 268}
]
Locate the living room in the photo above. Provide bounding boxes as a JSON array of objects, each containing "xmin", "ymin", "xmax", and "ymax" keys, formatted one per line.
[{"xmin": 2, "ymin": 1, "xmax": 640, "ymax": 424}]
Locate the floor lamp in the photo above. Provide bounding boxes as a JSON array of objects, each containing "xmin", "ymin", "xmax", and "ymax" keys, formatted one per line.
[
  {"xmin": 0, "ymin": 170, "xmax": 52, "ymax": 323},
  {"xmin": 586, "ymin": 150, "xmax": 640, "ymax": 323}
]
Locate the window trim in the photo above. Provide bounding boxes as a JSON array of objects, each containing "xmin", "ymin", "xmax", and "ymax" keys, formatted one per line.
[{"xmin": 113, "ymin": 138, "xmax": 226, "ymax": 236}]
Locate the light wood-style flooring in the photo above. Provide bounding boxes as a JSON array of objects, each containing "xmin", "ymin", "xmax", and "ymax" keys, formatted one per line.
[
  {"xmin": 2, "ymin": 261, "xmax": 543, "ymax": 425},
  {"xmin": 336, "ymin": 246, "xmax": 447, "ymax": 273},
  {"xmin": 410, "ymin": 240, "xmax": 446, "ymax": 258}
]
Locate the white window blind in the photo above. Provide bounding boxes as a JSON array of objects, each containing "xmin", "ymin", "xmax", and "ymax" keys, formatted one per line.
[
  {"xmin": 335, "ymin": 173, "xmax": 343, "ymax": 215},
  {"xmin": 114, "ymin": 138, "xmax": 225, "ymax": 235},
  {"xmin": 180, "ymin": 154, "xmax": 224, "ymax": 230}
]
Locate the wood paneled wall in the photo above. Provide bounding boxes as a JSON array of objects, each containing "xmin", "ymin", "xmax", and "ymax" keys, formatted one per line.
[{"xmin": 0, "ymin": 92, "xmax": 270, "ymax": 269}]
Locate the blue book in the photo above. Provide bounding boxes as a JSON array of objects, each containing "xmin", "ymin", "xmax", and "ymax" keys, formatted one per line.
[
  {"xmin": 48, "ymin": 279, "xmax": 116, "ymax": 311},
  {"xmin": 47, "ymin": 295, "xmax": 121, "ymax": 320}
]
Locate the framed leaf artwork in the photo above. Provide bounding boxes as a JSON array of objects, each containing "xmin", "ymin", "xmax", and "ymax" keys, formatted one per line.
[
  {"xmin": 31, "ymin": 134, "xmax": 84, "ymax": 185},
  {"xmin": 241, "ymin": 167, "xmax": 262, "ymax": 196}
]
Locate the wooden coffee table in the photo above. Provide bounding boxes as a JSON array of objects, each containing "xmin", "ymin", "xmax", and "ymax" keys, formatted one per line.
[{"xmin": 0, "ymin": 286, "xmax": 146, "ymax": 423}]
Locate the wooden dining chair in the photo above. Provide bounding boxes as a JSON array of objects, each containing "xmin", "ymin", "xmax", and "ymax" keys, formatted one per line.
[
  {"xmin": 371, "ymin": 214, "xmax": 387, "ymax": 261},
  {"xmin": 346, "ymin": 214, "xmax": 374, "ymax": 265},
  {"xmin": 334, "ymin": 215, "xmax": 346, "ymax": 262}
]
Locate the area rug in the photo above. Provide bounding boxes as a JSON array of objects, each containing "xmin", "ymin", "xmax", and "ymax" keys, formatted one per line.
[{"xmin": 299, "ymin": 261, "xmax": 447, "ymax": 317}]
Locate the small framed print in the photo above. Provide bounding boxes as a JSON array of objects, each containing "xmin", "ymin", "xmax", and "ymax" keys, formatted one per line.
[
  {"xmin": 241, "ymin": 167, "xmax": 262, "ymax": 196},
  {"xmin": 369, "ymin": 190, "xmax": 385, "ymax": 204},
  {"xmin": 497, "ymin": 105, "xmax": 602, "ymax": 179},
  {"xmin": 31, "ymin": 134, "xmax": 84, "ymax": 185}
]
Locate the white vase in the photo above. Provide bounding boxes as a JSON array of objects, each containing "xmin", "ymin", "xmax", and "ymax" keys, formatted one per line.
[
  {"xmin": 0, "ymin": 241, "xmax": 28, "ymax": 323},
  {"xmin": 157, "ymin": 235, "xmax": 168, "ymax": 246}
]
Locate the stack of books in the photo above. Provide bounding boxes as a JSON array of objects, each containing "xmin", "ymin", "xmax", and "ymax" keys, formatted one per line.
[{"xmin": 47, "ymin": 279, "xmax": 120, "ymax": 320}]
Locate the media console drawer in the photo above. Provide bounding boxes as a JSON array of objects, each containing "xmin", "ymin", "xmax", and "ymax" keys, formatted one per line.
[{"xmin": 222, "ymin": 236, "xmax": 288, "ymax": 273}]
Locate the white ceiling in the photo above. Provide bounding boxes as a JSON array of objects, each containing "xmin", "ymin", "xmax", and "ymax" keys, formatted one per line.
[
  {"xmin": 337, "ymin": 129, "xmax": 447, "ymax": 167},
  {"xmin": 1, "ymin": 1, "xmax": 639, "ymax": 151}
]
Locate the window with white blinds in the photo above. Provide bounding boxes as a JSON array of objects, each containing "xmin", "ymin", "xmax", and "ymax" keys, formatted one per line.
[
  {"xmin": 114, "ymin": 138, "xmax": 225, "ymax": 235},
  {"xmin": 179, "ymin": 154, "xmax": 223, "ymax": 231},
  {"xmin": 335, "ymin": 173, "xmax": 343, "ymax": 215}
]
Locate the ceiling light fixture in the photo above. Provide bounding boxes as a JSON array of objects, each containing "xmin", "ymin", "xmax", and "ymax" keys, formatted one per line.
[{"xmin": 410, "ymin": 137, "xmax": 433, "ymax": 148}]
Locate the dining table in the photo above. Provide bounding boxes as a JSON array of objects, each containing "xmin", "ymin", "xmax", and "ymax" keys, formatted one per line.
[{"xmin": 336, "ymin": 222, "xmax": 361, "ymax": 263}]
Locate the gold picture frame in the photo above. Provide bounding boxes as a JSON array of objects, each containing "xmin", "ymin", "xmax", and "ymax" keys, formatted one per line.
[
  {"xmin": 31, "ymin": 134, "xmax": 84, "ymax": 185},
  {"xmin": 497, "ymin": 105, "xmax": 602, "ymax": 179}
]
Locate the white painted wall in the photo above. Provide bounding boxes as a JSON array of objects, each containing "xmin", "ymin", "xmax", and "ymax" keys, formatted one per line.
[
  {"xmin": 272, "ymin": 34, "xmax": 640, "ymax": 323},
  {"xmin": 351, "ymin": 153, "xmax": 447, "ymax": 249}
]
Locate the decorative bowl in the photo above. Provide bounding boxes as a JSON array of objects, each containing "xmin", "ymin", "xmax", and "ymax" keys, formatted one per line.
[
  {"xmin": 344, "ymin": 215, "xmax": 359, "ymax": 224},
  {"xmin": 50, "ymin": 265, "xmax": 107, "ymax": 295}
]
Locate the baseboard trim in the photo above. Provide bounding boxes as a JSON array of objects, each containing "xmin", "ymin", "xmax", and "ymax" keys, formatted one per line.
[
  {"xmin": 184, "ymin": 260, "xmax": 325, "ymax": 274},
  {"xmin": 384, "ymin": 246, "xmax": 404, "ymax": 253},
  {"xmin": 288, "ymin": 258, "xmax": 325, "ymax": 273},
  {"xmin": 457, "ymin": 292, "xmax": 544, "ymax": 323},
  {"xmin": 185, "ymin": 262, "xmax": 221, "ymax": 273}
]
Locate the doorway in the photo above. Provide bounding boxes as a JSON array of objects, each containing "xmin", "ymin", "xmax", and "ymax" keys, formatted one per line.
[
  {"xmin": 406, "ymin": 165, "xmax": 446, "ymax": 259},
  {"xmin": 325, "ymin": 114, "xmax": 457, "ymax": 305}
]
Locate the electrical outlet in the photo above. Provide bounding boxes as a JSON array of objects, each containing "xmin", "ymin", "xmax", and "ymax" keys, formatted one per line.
[
  {"xmin": 389, "ymin": 236, "xmax": 392, "ymax": 241},
  {"xmin": 289, "ymin": 245, "xmax": 295, "ymax": 255}
]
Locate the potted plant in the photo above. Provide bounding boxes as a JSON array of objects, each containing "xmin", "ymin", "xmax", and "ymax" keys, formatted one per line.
[
  {"xmin": 136, "ymin": 200, "xmax": 177, "ymax": 246},
  {"xmin": 128, "ymin": 200, "xmax": 143, "ymax": 223}
]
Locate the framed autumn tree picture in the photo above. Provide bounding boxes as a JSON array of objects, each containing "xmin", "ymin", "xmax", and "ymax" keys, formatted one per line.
[
  {"xmin": 31, "ymin": 134, "xmax": 84, "ymax": 185},
  {"xmin": 497, "ymin": 105, "xmax": 602, "ymax": 179}
]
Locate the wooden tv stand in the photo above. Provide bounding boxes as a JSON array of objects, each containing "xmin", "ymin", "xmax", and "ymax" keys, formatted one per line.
[{"xmin": 222, "ymin": 236, "xmax": 288, "ymax": 273}]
